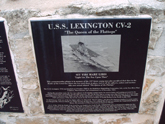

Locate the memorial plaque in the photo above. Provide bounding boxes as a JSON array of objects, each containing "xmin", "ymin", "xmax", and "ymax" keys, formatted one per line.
[
  {"xmin": 30, "ymin": 17, "xmax": 151, "ymax": 114},
  {"xmin": 0, "ymin": 19, "xmax": 23, "ymax": 112}
]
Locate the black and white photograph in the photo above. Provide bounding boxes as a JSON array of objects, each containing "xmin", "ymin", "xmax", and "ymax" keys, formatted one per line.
[{"xmin": 61, "ymin": 35, "xmax": 121, "ymax": 72}]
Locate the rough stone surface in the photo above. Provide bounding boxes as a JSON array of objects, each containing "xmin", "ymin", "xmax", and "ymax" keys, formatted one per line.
[
  {"xmin": 28, "ymin": 92, "xmax": 42, "ymax": 114},
  {"xmin": 56, "ymin": 2, "xmax": 139, "ymax": 16},
  {"xmin": 15, "ymin": 59, "xmax": 37, "ymax": 78},
  {"xmin": 140, "ymin": 5, "xmax": 165, "ymax": 22},
  {"xmin": 57, "ymin": 118, "xmax": 93, "ymax": 124},
  {"xmin": 96, "ymin": 117, "xmax": 131, "ymax": 124},
  {"xmin": 148, "ymin": 22, "xmax": 165, "ymax": 57},
  {"xmin": 148, "ymin": 25, "xmax": 163, "ymax": 49},
  {"xmin": 0, "ymin": 9, "xmax": 40, "ymax": 34},
  {"xmin": 8, "ymin": 117, "xmax": 47, "ymax": 124},
  {"xmin": 157, "ymin": 0, "xmax": 165, "ymax": 2},
  {"xmin": 14, "ymin": 36, "xmax": 34, "ymax": 60},
  {"xmin": 22, "ymin": 78, "xmax": 38, "ymax": 90},
  {"xmin": 95, "ymin": 4, "xmax": 139, "ymax": 16},
  {"xmin": 8, "ymin": 117, "xmax": 94, "ymax": 124},
  {"xmin": 13, "ymin": 35, "xmax": 38, "ymax": 90},
  {"xmin": 0, "ymin": 9, "xmax": 40, "ymax": 53},
  {"xmin": 143, "ymin": 78, "xmax": 155, "ymax": 95},
  {"xmin": 140, "ymin": 86, "xmax": 162, "ymax": 114},
  {"xmin": 138, "ymin": 119, "xmax": 154, "ymax": 124},
  {"xmin": 21, "ymin": 89, "xmax": 40, "ymax": 108},
  {"xmin": 7, "ymin": 116, "xmax": 132, "ymax": 124},
  {"xmin": 146, "ymin": 56, "xmax": 165, "ymax": 77},
  {"xmin": 104, "ymin": 117, "xmax": 131, "ymax": 124},
  {"xmin": 54, "ymin": 2, "xmax": 165, "ymax": 22},
  {"xmin": 0, "ymin": 119, "xmax": 6, "ymax": 124}
]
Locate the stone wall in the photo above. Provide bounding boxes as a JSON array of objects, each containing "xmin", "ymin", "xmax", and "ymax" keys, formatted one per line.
[{"xmin": 0, "ymin": 0, "xmax": 165, "ymax": 124}]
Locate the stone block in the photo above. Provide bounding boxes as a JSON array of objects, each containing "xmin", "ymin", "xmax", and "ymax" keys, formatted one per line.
[
  {"xmin": 0, "ymin": 9, "xmax": 40, "ymax": 34},
  {"xmin": 146, "ymin": 56, "xmax": 165, "ymax": 77},
  {"xmin": 15, "ymin": 59, "xmax": 37, "ymax": 78},
  {"xmin": 0, "ymin": 9, "xmax": 40, "ymax": 57},
  {"xmin": 148, "ymin": 26, "xmax": 163, "ymax": 49},
  {"xmin": 140, "ymin": 5, "xmax": 165, "ymax": 22},
  {"xmin": 140, "ymin": 86, "xmax": 162, "ymax": 114},
  {"xmin": 28, "ymin": 92, "xmax": 42, "ymax": 114},
  {"xmin": 22, "ymin": 89, "xmax": 40, "ymax": 107},
  {"xmin": 0, "ymin": 119, "xmax": 6, "ymax": 124},
  {"xmin": 99, "ymin": 117, "xmax": 131, "ymax": 124},
  {"xmin": 56, "ymin": 2, "xmax": 139, "ymax": 16},
  {"xmin": 8, "ymin": 117, "xmax": 48, "ymax": 124},
  {"xmin": 157, "ymin": 0, "xmax": 165, "ymax": 2},
  {"xmin": 22, "ymin": 78, "xmax": 38, "ymax": 90},
  {"xmin": 143, "ymin": 78, "xmax": 155, "ymax": 95},
  {"xmin": 14, "ymin": 36, "xmax": 34, "ymax": 60},
  {"xmin": 57, "ymin": 118, "xmax": 93, "ymax": 124},
  {"xmin": 138, "ymin": 119, "xmax": 154, "ymax": 124},
  {"xmin": 95, "ymin": 4, "xmax": 139, "ymax": 16},
  {"xmin": 9, "ymin": 116, "xmax": 131, "ymax": 124},
  {"xmin": 56, "ymin": 2, "xmax": 95, "ymax": 15},
  {"xmin": 67, "ymin": 2, "xmax": 94, "ymax": 15},
  {"xmin": 97, "ymin": 117, "xmax": 132, "ymax": 124},
  {"xmin": 8, "ymin": 117, "xmax": 94, "ymax": 124}
]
